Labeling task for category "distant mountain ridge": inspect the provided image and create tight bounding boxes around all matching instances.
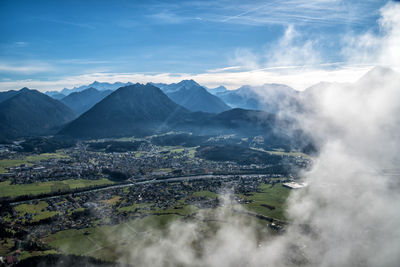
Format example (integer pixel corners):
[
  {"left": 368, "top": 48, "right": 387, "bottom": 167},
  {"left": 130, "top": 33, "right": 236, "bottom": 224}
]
[
  {"left": 151, "top": 80, "right": 201, "bottom": 94},
  {"left": 56, "top": 81, "right": 133, "bottom": 96},
  {"left": 216, "top": 83, "right": 299, "bottom": 113},
  {"left": 45, "top": 91, "right": 66, "bottom": 100},
  {"left": 207, "top": 85, "right": 228, "bottom": 95},
  {"left": 45, "top": 80, "right": 299, "bottom": 114},
  {"left": 153, "top": 80, "right": 230, "bottom": 113},
  {"left": 61, "top": 87, "right": 113, "bottom": 115}
]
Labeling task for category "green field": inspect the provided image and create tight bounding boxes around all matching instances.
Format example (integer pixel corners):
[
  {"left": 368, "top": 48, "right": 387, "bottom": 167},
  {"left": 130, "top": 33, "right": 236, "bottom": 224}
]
[
  {"left": 42, "top": 214, "right": 181, "bottom": 262},
  {"left": 0, "top": 159, "right": 28, "bottom": 173},
  {"left": 192, "top": 190, "right": 218, "bottom": 198},
  {"left": 0, "top": 178, "right": 114, "bottom": 198},
  {"left": 25, "top": 152, "right": 69, "bottom": 162},
  {"left": 14, "top": 201, "right": 58, "bottom": 222},
  {"left": 0, "top": 152, "right": 69, "bottom": 174},
  {"left": 241, "top": 183, "right": 290, "bottom": 221}
]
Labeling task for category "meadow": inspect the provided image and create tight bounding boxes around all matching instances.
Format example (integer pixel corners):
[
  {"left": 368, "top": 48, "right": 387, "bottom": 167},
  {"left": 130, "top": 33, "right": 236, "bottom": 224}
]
[{"left": 0, "top": 178, "right": 114, "bottom": 198}]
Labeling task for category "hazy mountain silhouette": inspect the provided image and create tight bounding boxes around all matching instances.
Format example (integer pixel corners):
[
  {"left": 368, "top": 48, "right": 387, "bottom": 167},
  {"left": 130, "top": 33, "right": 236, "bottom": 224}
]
[
  {"left": 216, "top": 84, "right": 298, "bottom": 113},
  {"left": 59, "top": 81, "right": 133, "bottom": 95},
  {"left": 61, "top": 87, "right": 113, "bottom": 115},
  {"left": 45, "top": 91, "right": 66, "bottom": 100},
  {"left": 153, "top": 80, "right": 230, "bottom": 113}
]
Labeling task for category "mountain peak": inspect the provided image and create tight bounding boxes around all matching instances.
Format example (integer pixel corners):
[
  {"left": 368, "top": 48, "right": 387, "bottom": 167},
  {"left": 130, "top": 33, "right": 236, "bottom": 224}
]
[
  {"left": 208, "top": 86, "right": 228, "bottom": 95},
  {"left": 20, "top": 87, "right": 32, "bottom": 92},
  {"left": 59, "top": 83, "right": 190, "bottom": 138},
  {"left": 177, "top": 79, "right": 200, "bottom": 88}
]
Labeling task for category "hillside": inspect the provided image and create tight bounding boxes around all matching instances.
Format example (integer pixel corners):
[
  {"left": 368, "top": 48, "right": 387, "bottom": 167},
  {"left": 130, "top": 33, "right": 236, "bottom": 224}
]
[
  {"left": 0, "top": 88, "right": 76, "bottom": 138},
  {"left": 59, "top": 83, "right": 190, "bottom": 138},
  {"left": 0, "top": 90, "right": 20, "bottom": 103}
]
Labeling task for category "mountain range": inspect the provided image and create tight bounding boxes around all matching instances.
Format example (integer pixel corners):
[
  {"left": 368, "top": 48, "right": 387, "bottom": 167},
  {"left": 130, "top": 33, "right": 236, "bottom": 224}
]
[
  {"left": 46, "top": 81, "right": 134, "bottom": 96},
  {"left": 154, "top": 80, "right": 230, "bottom": 113},
  {"left": 59, "top": 83, "right": 293, "bottom": 143},
  {"left": 2, "top": 67, "right": 394, "bottom": 141},
  {"left": 59, "top": 83, "right": 190, "bottom": 138},
  {"left": 207, "top": 85, "right": 228, "bottom": 95},
  {"left": 215, "top": 84, "right": 299, "bottom": 113}
]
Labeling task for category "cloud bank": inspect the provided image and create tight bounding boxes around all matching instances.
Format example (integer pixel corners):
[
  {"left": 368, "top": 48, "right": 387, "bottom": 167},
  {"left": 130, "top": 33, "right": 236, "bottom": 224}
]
[{"left": 101, "top": 2, "right": 400, "bottom": 266}]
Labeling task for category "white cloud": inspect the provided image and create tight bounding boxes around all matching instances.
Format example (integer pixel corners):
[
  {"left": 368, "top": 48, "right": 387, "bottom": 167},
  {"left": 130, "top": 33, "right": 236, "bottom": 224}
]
[
  {"left": 342, "top": 2, "right": 400, "bottom": 68},
  {"left": 265, "top": 24, "right": 321, "bottom": 67},
  {"left": 0, "top": 62, "right": 54, "bottom": 74}
]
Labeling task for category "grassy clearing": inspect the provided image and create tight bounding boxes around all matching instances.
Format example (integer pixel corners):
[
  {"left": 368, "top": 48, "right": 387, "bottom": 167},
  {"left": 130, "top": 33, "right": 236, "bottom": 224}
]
[
  {"left": 0, "top": 159, "right": 29, "bottom": 174},
  {"left": 170, "top": 148, "right": 184, "bottom": 153},
  {"left": 134, "top": 151, "right": 144, "bottom": 158},
  {"left": 187, "top": 147, "right": 197, "bottom": 158},
  {"left": 118, "top": 202, "right": 152, "bottom": 213},
  {"left": 192, "top": 190, "right": 218, "bottom": 198},
  {"left": 42, "top": 214, "right": 180, "bottom": 262},
  {"left": 250, "top": 147, "right": 309, "bottom": 158},
  {"left": 0, "top": 178, "right": 114, "bottom": 198},
  {"left": 14, "top": 201, "right": 58, "bottom": 222},
  {"left": 14, "top": 201, "right": 48, "bottom": 214},
  {"left": 241, "top": 183, "right": 290, "bottom": 221},
  {"left": 154, "top": 204, "right": 198, "bottom": 215},
  {"left": 0, "top": 152, "right": 69, "bottom": 174},
  {"left": 25, "top": 152, "right": 69, "bottom": 162}
]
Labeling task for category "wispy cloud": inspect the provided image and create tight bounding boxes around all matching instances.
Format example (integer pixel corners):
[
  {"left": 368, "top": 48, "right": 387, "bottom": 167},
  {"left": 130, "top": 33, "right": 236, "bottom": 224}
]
[
  {"left": 147, "top": 11, "right": 188, "bottom": 24},
  {"left": 144, "top": 0, "right": 383, "bottom": 27},
  {"left": 207, "top": 66, "right": 243, "bottom": 73},
  {"left": 37, "top": 18, "right": 96, "bottom": 29},
  {"left": 216, "top": 0, "right": 380, "bottom": 26},
  {"left": 342, "top": 1, "right": 400, "bottom": 68},
  {"left": 0, "top": 62, "right": 54, "bottom": 74}
]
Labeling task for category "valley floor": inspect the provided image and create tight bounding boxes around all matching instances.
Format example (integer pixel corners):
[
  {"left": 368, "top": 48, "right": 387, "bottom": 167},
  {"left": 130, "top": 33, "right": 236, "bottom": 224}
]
[{"left": 0, "top": 136, "right": 307, "bottom": 265}]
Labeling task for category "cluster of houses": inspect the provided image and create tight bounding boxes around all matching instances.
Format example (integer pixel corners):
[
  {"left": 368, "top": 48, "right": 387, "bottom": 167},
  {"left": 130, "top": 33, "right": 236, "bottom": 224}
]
[
  {"left": 1, "top": 158, "right": 103, "bottom": 184},
  {"left": 1, "top": 141, "right": 309, "bottom": 186}
]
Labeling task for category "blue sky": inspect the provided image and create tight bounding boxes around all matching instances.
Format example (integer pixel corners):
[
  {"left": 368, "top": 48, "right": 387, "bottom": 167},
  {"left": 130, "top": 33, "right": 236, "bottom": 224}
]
[{"left": 0, "top": 0, "right": 397, "bottom": 91}]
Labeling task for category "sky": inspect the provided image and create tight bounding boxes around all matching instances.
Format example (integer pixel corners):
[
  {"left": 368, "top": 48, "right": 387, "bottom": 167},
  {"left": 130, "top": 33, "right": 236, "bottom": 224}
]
[{"left": 0, "top": 0, "right": 398, "bottom": 91}]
